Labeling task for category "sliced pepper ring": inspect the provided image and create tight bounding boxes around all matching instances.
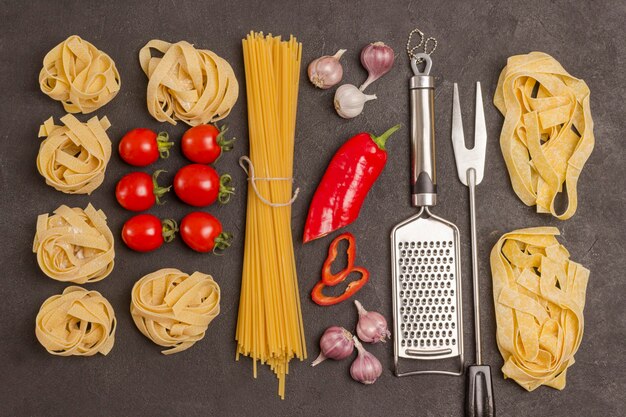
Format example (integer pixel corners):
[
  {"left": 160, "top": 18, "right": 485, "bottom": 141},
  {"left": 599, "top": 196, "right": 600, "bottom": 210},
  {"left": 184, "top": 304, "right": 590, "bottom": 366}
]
[
  {"left": 311, "top": 267, "right": 370, "bottom": 306},
  {"left": 321, "top": 232, "right": 356, "bottom": 286}
]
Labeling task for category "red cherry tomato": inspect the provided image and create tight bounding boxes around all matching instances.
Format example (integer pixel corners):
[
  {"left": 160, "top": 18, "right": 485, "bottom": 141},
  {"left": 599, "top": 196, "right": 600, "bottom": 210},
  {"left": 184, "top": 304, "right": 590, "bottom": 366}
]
[
  {"left": 173, "top": 164, "right": 234, "bottom": 207},
  {"left": 115, "top": 171, "right": 170, "bottom": 211},
  {"left": 121, "top": 214, "right": 177, "bottom": 252},
  {"left": 180, "top": 212, "right": 232, "bottom": 253},
  {"left": 181, "top": 124, "right": 234, "bottom": 164},
  {"left": 119, "top": 128, "right": 173, "bottom": 166}
]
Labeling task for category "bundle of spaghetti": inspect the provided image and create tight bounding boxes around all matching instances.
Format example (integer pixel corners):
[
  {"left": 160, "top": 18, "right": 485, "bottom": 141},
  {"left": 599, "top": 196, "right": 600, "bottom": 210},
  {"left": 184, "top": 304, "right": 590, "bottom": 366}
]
[{"left": 236, "top": 32, "right": 306, "bottom": 399}]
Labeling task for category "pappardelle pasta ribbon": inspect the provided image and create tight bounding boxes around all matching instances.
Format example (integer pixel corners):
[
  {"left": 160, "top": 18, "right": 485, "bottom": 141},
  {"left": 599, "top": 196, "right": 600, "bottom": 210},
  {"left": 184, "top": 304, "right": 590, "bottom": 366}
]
[
  {"left": 494, "top": 52, "right": 594, "bottom": 220},
  {"left": 490, "top": 227, "right": 589, "bottom": 391},
  {"left": 130, "top": 268, "right": 221, "bottom": 355},
  {"left": 37, "top": 114, "right": 112, "bottom": 195},
  {"left": 39, "top": 35, "right": 121, "bottom": 114},
  {"left": 139, "top": 40, "right": 239, "bottom": 126},
  {"left": 35, "top": 286, "right": 116, "bottom": 356},
  {"left": 33, "top": 204, "right": 115, "bottom": 284}
]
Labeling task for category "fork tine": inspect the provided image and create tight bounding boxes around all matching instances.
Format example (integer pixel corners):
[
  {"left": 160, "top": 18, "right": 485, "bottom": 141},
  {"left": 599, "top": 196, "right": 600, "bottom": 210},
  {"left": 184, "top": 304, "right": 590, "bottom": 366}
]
[
  {"left": 474, "top": 82, "right": 487, "bottom": 156},
  {"left": 452, "top": 83, "right": 465, "bottom": 150}
]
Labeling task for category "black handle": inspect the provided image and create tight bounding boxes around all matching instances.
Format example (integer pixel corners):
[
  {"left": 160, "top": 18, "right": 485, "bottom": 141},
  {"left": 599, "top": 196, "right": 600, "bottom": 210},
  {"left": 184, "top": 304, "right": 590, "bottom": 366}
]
[{"left": 466, "top": 365, "right": 495, "bottom": 417}]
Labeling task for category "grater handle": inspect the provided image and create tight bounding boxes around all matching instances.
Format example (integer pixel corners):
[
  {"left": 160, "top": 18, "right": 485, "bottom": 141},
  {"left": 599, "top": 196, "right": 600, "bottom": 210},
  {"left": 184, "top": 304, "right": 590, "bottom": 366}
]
[
  {"left": 466, "top": 365, "right": 495, "bottom": 417},
  {"left": 410, "top": 53, "right": 437, "bottom": 207}
]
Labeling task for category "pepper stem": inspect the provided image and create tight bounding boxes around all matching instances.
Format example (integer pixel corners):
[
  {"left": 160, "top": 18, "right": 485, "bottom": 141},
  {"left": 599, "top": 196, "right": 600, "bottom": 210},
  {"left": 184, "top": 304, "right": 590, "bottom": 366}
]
[{"left": 371, "top": 124, "right": 401, "bottom": 151}]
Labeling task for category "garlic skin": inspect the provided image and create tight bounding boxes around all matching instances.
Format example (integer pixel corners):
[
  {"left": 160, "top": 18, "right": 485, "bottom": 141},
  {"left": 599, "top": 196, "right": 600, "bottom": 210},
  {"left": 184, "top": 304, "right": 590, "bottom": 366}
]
[
  {"left": 334, "top": 84, "right": 377, "bottom": 119},
  {"left": 308, "top": 49, "right": 346, "bottom": 89},
  {"left": 311, "top": 326, "right": 354, "bottom": 367},
  {"left": 355, "top": 300, "right": 391, "bottom": 344},
  {"left": 350, "top": 338, "right": 383, "bottom": 385}
]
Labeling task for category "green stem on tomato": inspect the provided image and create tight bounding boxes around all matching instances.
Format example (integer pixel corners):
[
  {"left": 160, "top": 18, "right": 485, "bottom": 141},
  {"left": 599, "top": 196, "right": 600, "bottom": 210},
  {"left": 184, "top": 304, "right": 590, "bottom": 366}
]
[
  {"left": 218, "top": 174, "right": 235, "bottom": 204},
  {"left": 212, "top": 232, "right": 233, "bottom": 255},
  {"left": 152, "top": 170, "right": 171, "bottom": 205},
  {"left": 216, "top": 124, "right": 236, "bottom": 152},
  {"left": 161, "top": 219, "right": 178, "bottom": 243},
  {"left": 371, "top": 124, "right": 401, "bottom": 151},
  {"left": 156, "top": 131, "right": 174, "bottom": 159}
]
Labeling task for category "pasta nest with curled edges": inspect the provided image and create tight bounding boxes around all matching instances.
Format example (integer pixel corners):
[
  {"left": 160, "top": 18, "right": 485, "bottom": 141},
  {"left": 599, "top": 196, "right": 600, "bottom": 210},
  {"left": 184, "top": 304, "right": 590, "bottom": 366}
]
[
  {"left": 131, "top": 268, "right": 221, "bottom": 354},
  {"left": 490, "top": 227, "right": 589, "bottom": 391},
  {"left": 36, "top": 286, "right": 116, "bottom": 356},
  {"left": 37, "top": 114, "right": 112, "bottom": 195},
  {"left": 39, "top": 35, "right": 121, "bottom": 114},
  {"left": 139, "top": 40, "right": 239, "bottom": 126},
  {"left": 33, "top": 204, "right": 115, "bottom": 284},
  {"left": 494, "top": 51, "right": 594, "bottom": 220}
]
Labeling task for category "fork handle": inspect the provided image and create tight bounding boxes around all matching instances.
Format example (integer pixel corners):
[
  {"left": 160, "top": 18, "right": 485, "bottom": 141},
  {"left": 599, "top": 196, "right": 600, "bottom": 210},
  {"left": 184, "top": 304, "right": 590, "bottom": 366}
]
[{"left": 410, "top": 70, "right": 437, "bottom": 207}]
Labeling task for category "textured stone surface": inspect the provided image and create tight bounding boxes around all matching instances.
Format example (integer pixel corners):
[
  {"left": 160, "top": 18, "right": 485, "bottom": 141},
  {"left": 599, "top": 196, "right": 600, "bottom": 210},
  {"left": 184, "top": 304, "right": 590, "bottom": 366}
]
[{"left": 1, "top": 0, "right": 624, "bottom": 416}]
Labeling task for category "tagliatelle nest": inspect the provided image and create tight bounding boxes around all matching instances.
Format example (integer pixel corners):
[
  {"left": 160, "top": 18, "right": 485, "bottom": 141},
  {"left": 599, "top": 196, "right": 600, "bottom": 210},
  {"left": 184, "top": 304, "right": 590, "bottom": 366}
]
[
  {"left": 494, "top": 52, "right": 594, "bottom": 220},
  {"left": 490, "top": 227, "right": 589, "bottom": 391},
  {"left": 37, "top": 114, "right": 112, "bottom": 195},
  {"left": 33, "top": 204, "right": 115, "bottom": 284},
  {"left": 36, "top": 286, "right": 116, "bottom": 356},
  {"left": 130, "top": 268, "right": 221, "bottom": 354},
  {"left": 39, "top": 35, "right": 121, "bottom": 114},
  {"left": 139, "top": 40, "right": 239, "bottom": 126}
]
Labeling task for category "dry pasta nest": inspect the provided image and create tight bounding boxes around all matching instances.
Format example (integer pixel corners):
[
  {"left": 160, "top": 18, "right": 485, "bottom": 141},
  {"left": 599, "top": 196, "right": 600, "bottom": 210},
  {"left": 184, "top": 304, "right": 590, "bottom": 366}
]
[
  {"left": 33, "top": 204, "right": 115, "bottom": 284},
  {"left": 139, "top": 40, "right": 239, "bottom": 126},
  {"left": 130, "top": 268, "right": 220, "bottom": 354},
  {"left": 494, "top": 51, "right": 594, "bottom": 220},
  {"left": 35, "top": 286, "right": 116, "bottom": 356},
  {"left": 37, "top": 114, "right": 112, "bottom": 195},
  {"left": 490, "top": 227, "right": 589, "bottom": 391},
  {"left": 39, "top": 35, "right": 121, "bottom": 114}
]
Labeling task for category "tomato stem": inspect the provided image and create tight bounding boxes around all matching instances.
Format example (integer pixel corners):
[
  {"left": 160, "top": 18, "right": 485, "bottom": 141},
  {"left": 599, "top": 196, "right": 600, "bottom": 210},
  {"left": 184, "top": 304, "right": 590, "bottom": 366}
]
[
  {"left": 218, "top": 174, "right": 235, "bottom": 204},
  {"left": 212, "top": 232, "right": 233, "bottom": 255},
  {"left": 152, "top": 170, "right": 171, "bottom": 205},
  {"left": 156, "top": 131, "right": 174, "bottom": 159},
  {"left": 161, "top": 219, "right": 178, "bottom": 243},
  {"left": 216, "top": 124, "right": 236, "bottom": 153}
]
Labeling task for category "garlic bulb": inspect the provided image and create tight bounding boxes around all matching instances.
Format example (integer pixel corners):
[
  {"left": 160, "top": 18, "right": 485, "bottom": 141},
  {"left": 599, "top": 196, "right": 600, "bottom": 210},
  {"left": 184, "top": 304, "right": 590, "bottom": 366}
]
[
  {"left": 350, "top": 337, "right": 383, "bottom": 384},
  {"left": 334, "top": 84, "right": 377, "bottom": 119},
  {"left": 308, "top": 49, "right": 346, "bottom": 89}
]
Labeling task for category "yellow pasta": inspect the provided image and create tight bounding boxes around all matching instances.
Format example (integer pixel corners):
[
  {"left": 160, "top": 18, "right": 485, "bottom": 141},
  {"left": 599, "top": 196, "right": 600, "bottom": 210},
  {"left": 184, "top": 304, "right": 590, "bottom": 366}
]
[
  {"left": 39, "top": 35, "right": 121, "bottom": 114},
  {"left": 36, "top": 286, "right": 116, "bottom": 356},
  {"left": 236, "top": 32, "right": 306, "bottom": 399},
  {"left": 131, "top": 268, "right": 220, "bottom": 355},
  {"left": 494, "top": 52, "right": 594, "bottom": 220},
  {"left": 490, "top": 227, "right": 589, "bottom": 391},
  {"left": 37, "top": 114, "right": 112, "bottom": 195},
  {"left": 139, "top": 40, "right": 239, "bottom": 126},
  {"left": 33, "top": 203, "right": 115, "bottom": 284}
]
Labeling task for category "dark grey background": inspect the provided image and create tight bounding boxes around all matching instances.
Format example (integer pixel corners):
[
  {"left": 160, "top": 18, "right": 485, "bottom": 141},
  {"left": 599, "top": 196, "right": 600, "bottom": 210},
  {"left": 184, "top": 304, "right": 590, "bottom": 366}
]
[{"left": 1, "top": 0, "right": 624, "bottom": 416}]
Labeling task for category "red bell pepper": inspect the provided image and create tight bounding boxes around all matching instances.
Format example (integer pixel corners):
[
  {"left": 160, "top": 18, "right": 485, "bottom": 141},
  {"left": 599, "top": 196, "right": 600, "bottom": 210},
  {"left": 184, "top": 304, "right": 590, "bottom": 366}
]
[
  {"left": 303, "top": 124, "right": 400, "bottom": 243},
  {"left": 311, "top": 232, "right": 370, "bottom": 306}
]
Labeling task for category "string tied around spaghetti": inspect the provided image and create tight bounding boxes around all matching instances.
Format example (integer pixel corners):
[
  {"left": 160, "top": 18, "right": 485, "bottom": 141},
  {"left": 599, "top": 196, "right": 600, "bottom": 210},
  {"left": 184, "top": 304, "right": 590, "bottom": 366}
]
[{"left": 238, "top": 156, "right": 299, "bottom": 207}]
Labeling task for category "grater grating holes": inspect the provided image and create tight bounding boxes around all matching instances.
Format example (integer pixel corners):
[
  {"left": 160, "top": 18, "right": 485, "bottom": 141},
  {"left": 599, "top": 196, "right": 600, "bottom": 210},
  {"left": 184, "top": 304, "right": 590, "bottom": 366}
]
[{"left": 396, "top": 239, "right": 459, "bottom": 350}]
